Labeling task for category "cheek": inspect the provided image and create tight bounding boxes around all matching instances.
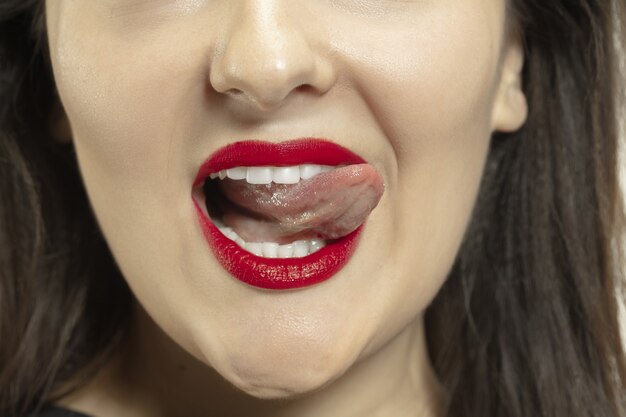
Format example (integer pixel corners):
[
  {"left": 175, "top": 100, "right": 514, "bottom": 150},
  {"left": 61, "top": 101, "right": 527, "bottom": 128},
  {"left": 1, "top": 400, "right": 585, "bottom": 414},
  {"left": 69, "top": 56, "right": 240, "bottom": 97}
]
[
  {"left": 51, "top": 34, "right": 182, "bottom": 186},
  {"left": 48, "top": 6, "right": 215, "bottom": 339},
  {"left": 336, "top": 3, "right": 502, "bottom": 311},
  {"left": 49, "top": 4, "right": 205, "bottom": 257},
  {"left": 48, "top": 2, "right": 215, "bottom": 192}
]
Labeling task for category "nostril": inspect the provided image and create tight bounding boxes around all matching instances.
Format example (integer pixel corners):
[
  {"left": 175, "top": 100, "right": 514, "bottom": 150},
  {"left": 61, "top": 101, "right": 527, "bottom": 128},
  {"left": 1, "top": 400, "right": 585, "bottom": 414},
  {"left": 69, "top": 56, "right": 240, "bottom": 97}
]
[
  {"left": 221, "top": 88, "right": 272, "bottom": 110},
  {"left": 224, "top": 88, "right": 244, "bottom": 97},
  {"left": 295, "top": 84, "right": 314, "bottom": 93}
]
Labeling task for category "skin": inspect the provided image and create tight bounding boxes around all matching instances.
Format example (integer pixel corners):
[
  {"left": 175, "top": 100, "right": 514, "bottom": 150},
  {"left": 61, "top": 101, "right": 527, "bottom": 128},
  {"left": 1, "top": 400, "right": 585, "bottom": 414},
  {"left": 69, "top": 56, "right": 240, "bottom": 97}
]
[{"left": 46, "top": 1, "right": 527, "bottom": 416}]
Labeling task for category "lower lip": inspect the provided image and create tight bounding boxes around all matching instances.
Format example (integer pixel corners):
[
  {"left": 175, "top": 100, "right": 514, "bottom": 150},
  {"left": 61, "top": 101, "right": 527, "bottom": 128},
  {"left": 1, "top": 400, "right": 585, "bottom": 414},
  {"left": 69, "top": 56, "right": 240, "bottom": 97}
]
[{"left": 193, "top": 200, "right": 363, "bottom": 290}]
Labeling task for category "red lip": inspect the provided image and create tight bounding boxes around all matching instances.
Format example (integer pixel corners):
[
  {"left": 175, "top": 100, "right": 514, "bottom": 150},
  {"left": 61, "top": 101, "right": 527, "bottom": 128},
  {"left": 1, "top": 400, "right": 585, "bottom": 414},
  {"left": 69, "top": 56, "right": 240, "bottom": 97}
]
[
  {"left": 193, "top": 138, "right": 366, "bottom": 186},
  {"left": 193, "top": 138, "right": 367, "bottom": 290}
]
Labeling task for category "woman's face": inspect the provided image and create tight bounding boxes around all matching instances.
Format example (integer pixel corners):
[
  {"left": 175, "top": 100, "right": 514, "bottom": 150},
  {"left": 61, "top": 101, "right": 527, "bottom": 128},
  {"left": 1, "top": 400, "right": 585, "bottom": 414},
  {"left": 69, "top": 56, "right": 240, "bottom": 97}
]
[{"left": 46, "top": 0, "right": 526, "bottom": 398}]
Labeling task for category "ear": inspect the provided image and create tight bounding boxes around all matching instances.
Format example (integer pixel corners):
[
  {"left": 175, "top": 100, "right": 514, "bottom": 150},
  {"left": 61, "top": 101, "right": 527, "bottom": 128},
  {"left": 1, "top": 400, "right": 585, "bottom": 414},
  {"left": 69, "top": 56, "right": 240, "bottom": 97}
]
[
  {"left": 50, "top": 101, "right": 73, "bottom": 144},
  {"left": 491, "top": 38, "right": 528, "bottom": 132}
]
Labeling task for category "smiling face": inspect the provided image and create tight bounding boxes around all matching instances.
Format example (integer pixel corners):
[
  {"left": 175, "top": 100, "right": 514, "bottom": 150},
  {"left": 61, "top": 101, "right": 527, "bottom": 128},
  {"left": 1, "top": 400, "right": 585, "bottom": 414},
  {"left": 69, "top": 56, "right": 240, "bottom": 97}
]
[{"left": 46, "top": 0, "right": 526, "bottom": 399}]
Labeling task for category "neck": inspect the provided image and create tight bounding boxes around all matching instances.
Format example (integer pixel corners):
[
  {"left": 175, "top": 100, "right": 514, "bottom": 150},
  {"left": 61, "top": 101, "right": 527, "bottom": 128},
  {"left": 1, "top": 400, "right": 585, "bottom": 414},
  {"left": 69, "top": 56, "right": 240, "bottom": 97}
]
[{"left": 57, "top": 302, "right": 445, "bottom": 417}]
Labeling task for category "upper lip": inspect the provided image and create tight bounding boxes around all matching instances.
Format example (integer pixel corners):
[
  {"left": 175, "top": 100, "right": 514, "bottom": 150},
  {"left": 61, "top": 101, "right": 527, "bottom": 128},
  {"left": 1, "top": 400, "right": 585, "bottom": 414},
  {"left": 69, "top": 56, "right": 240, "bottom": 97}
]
[{"left": 193, "top": 138, "right": 367, "bottom": 186}]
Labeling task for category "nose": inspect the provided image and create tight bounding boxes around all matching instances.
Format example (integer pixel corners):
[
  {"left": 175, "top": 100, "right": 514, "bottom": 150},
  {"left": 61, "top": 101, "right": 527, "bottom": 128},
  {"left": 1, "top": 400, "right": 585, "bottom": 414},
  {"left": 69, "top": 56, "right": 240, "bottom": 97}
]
[{"left": 209, "top": 1, "right": 336, "bottom": 112}]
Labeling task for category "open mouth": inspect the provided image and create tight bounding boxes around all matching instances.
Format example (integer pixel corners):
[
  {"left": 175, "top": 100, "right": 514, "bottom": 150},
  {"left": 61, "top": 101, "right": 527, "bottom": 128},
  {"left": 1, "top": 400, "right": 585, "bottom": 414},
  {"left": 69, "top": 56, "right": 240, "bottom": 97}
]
[{"left": 192, "top": 139, "right": 384, "bottom": 290}]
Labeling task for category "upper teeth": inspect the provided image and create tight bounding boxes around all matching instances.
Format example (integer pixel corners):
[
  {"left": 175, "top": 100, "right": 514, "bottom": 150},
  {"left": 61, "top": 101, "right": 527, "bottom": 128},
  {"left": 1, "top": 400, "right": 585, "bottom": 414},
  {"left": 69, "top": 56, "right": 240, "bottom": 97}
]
[{"left": 209, "top": 164, "right": 334, "bottom": 185}]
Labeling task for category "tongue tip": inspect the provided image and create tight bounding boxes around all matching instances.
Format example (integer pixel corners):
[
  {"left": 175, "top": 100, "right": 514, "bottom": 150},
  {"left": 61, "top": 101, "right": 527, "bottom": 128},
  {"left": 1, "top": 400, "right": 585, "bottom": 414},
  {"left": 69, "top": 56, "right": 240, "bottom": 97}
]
[{"left": 317, "top": 163, "right": 384, "bottom": 188}]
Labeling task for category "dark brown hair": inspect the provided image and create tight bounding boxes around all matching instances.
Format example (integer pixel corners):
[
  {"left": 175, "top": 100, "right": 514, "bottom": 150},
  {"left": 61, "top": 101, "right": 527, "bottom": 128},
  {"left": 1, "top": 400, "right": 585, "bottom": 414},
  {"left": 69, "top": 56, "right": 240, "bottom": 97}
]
[
  {"left": 0, "top": 2, "right": 131, "bottom": 415},
  {"left": 1, "top": 1, "right": 625, "bottom": 416}
]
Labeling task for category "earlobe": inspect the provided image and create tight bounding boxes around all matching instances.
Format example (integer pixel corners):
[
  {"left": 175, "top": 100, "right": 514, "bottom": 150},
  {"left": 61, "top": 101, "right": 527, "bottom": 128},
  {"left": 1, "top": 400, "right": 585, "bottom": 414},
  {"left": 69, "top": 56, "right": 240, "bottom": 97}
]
[
  {"left": 491, "top": 40, "right": 528, "bottom": 133},
  {"left": 50, "top": 101, "right": 73, "bottom": 144}
]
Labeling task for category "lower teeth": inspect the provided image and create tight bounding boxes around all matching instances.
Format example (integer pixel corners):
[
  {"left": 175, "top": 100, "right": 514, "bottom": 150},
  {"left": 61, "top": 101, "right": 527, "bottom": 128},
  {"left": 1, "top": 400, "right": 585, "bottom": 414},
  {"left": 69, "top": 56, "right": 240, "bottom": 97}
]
[{"left": 217, "top": 225, "right": 326, "bottom": 258}]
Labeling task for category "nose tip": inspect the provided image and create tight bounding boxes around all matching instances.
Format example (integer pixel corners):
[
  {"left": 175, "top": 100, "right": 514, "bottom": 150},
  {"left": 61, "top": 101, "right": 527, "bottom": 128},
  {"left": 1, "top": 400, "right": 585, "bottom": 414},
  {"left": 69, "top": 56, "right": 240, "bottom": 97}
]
[
  {"left": 208, "top": 6, "right": 335, "bottom": 112},
  {"left": 210, "top": 56, "right": 319, "bottom": 110}
]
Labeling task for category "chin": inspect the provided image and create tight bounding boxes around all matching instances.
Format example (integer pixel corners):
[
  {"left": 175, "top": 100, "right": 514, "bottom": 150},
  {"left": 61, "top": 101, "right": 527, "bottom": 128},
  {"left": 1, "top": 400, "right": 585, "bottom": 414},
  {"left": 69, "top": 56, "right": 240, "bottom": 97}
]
[
  {"left": 213, "top": 338, "right": 355, "bottom": 400},
  {"left": 227, "top": 364, "right": 343, "bottom": 400},
  {"left": 230, "top": 374, "right": 333, "bottom": 400}
]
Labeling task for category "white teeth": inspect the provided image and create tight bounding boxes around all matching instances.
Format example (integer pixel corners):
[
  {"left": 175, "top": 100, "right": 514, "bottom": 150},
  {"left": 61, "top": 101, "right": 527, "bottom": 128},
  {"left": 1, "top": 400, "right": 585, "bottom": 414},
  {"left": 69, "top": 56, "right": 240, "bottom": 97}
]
[
  {"left": 277, "top": 243, "right": 294, "bottom": 258},
  {"left": 210, "top": 164, "right": 334, "bottom": 185},
  {"left": 217, "top": 225, "right": 327, "bottom": 259},
  {"left": 246, "top": 167, "right": 273, "bottom": 185},
  {"left": 244, "top": 242, "right": 263, "bottom": 257},
  {"left": 272, "top": 166, "right": 300, "bottom": 184},
  {"left": 226, "top": 167, "right": 247, "bottom": 180},
  {"left": 309, "top": 239, "right": 324, "bottom": 254},
  {"left": 262, "top": 242, "right": 279, "bottom": 258},
  {"left": 299, "top": 164, "right": 322, "bottom": 180},
  {"left": 293, "top": 241, "right": 309, "bottom": 258},
  {"left": 220, "top": 227, "right": 238, "bottom": 241}
]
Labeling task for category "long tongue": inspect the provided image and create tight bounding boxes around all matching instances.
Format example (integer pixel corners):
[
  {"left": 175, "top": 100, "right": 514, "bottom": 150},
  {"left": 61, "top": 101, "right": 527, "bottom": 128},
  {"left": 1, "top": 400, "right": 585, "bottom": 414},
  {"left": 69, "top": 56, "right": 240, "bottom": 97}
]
[{"left": 217, "top": 164, "right": 384, "bottom": 241}]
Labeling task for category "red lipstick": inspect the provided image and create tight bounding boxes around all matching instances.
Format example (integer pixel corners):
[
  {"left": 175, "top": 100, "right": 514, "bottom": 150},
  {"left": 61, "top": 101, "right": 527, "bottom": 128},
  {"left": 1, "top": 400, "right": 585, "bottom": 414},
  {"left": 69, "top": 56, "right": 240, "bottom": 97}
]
[
  {"left": 193, "top": 138, "right": 366, "bottom": 186},
  {"left": 193, "top": 138, "right": 367, "bottom": 290}
]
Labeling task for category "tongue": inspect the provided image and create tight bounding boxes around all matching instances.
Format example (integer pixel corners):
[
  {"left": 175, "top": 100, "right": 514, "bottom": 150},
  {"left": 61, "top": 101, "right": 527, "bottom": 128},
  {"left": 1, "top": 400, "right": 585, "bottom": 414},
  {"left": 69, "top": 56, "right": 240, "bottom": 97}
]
[{"left": 217, "top": 164, "right": 384, "bottom": 242}]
